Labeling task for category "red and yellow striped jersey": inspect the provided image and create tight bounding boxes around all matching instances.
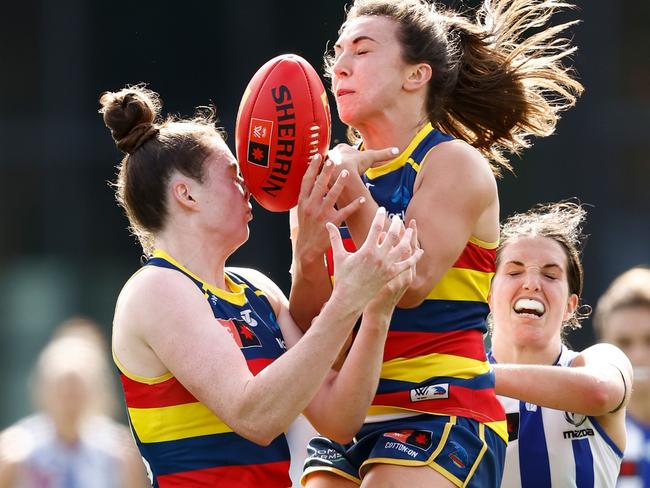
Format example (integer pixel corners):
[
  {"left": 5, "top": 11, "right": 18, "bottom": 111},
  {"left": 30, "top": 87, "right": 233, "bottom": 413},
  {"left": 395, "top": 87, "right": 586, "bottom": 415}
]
[
  {"left": 327, "top": 124, "right": 507, "bottom": 442},
  {"left": 114, "top": 250, "right": 291, "bottom": 487}
]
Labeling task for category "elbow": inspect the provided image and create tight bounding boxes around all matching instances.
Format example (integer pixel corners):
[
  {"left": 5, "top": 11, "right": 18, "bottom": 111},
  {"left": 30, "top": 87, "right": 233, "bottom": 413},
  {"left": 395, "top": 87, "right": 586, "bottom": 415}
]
[
  {"left": 225, "top": 410, "right": 285, "bottom": 447},
  {"left": 582, "top": 380, "right": 621, "bottom": 416},
  {"left": 236, "top": 423, "right": 280, "bottom": 447},
  {"left": 397, "top": 277, "right": 432, "bottom": 309}
]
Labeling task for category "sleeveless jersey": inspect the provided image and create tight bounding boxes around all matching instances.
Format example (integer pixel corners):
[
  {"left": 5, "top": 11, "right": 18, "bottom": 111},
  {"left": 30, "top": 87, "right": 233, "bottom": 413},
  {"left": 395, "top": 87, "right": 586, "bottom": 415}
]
[
  {"left": 488, "top": 346, "right": 623, "bottom": 487},
  {"left": 114, "top": 250, "right": 291, "bottom": 488},
  {"left": 326, "top": 123, "right": 506, "bottom": 442},
  {"left": 618, "top": 415, "right": 650, "bottom": 487}
]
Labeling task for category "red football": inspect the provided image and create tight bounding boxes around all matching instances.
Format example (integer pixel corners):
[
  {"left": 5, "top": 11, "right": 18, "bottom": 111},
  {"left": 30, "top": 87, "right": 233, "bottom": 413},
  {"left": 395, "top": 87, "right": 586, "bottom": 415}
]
[{"left": 235, "top": 54, "right": 331, "bottom": 212}]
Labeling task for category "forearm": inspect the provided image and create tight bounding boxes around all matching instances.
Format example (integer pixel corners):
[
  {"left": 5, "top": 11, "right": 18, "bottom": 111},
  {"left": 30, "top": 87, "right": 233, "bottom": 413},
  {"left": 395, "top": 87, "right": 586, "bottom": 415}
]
[
  {"left": 494, "top": 363, "right": 623, "bottom": 416},
  {"left": 234, "top": 293, "right": 364, "bottom": 444},
  {"left": 306, "top": 310, "right": 391, "bottom": 442},
  {"left": 289, "top": 253, "right": 332, "bottom": 333}
]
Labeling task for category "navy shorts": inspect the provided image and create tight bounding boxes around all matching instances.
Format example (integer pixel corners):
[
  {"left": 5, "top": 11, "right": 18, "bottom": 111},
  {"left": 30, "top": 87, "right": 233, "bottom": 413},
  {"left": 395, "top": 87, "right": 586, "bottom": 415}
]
[{"left": 302, "top": 415, "right": 506, "bottom": 487}]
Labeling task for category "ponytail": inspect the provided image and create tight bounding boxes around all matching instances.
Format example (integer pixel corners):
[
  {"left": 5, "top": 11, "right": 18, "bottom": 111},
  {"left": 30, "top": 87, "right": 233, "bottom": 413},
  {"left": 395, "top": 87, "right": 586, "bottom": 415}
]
[{"left": 333, "top": 0, "right": 584, "bottom": 175}]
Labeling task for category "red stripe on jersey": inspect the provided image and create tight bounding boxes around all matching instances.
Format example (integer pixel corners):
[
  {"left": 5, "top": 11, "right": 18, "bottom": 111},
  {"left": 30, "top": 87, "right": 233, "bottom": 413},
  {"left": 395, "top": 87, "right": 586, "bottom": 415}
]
[
  {"left": 248, "top": 357, "right": 274, "bottom": 376},
  {"left": 157, "top": 461, "right": 291, "bottom": 487},
  {"left": 373, "top": 385, "right": 505, "bottom": 423},
  {"left": 453, "top": 241, "right": 496, "bottom": 273},
  {"left": 326, "top": 237, "right": 357, "bottom": 276},
  {"left": 120, "top": 374, "right": 196, "bottom": 409},
  {"left": 619, "top": 461, "right": 638, "bottom": 476},
  {"left": 383, "top": 329, "right": 487, "bottom": 362},
  {"left": 121, "top": 358, "right": 274, "bottom": 408}
]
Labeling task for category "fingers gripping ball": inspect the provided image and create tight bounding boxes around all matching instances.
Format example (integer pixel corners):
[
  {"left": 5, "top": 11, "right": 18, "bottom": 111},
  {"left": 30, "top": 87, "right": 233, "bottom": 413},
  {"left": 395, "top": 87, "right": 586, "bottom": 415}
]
[{"left": 235, "top": 54, "right": 332, "bottom": 212}]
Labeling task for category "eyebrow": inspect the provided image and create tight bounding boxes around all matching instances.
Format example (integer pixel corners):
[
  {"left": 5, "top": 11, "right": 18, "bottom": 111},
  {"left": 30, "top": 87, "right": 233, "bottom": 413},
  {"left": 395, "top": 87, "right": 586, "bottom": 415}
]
[
  {"left": 506, "top": 260, "right": 563, "bottom": 271},
  {"left": 334, "top": 35, "right": 377, "bottom": 50}
]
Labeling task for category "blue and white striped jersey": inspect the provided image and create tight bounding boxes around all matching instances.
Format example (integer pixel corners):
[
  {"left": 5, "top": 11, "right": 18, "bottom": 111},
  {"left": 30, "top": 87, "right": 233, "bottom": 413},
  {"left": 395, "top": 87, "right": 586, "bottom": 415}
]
[{"left": 489, "top": 346, "right": 623, "bottom": 487}]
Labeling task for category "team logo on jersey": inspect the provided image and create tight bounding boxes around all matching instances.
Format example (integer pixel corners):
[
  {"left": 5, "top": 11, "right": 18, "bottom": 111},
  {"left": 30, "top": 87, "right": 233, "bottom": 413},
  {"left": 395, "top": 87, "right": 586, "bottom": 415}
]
[
  {"left": 448, "top": 441, "right": 468, "bottom": 469},
  {"left": 524, "top": 402, "right": 538, "bottom": 412},
  {"left": 562, "top": 428, "right": 595, "bottom": 439},
  {"left": 410, "top": 383, "right": 449, "bottom": 402},
  {"left": 564, "top": 411, "right": 587, "bottom": 427},
  {"left": 240, "top": 309, "right": 258, "bottom": 327},
  {"left": 506, "top": 412, "right": 520, "bottom": 442},
  {"left": 383, "top": 429, "right": 433, "bottom": 450},
  {"left": 219, "top": 319, "right": 262, "bottom": 348}
]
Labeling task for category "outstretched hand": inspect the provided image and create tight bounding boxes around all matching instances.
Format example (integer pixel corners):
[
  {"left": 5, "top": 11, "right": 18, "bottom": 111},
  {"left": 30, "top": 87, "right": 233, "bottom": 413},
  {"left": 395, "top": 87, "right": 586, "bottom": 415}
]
[
  {"left": 293, "top": 153, "right": 365, "bottom": 260},
  {"left": 327, "top": 208, "right": 423, "bottom": 314},
  {"left": 366, "top": 218, "right": 421, "bottom": 317}
]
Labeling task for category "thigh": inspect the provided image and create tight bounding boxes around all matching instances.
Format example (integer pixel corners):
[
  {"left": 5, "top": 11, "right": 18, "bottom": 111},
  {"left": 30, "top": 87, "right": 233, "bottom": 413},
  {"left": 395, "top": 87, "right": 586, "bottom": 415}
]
[
  {"left": 362, "top": 464, "right": 455, "bottom": 488},
  {"left": 305, "top": 472, "right": 360, "bottom": 488}
]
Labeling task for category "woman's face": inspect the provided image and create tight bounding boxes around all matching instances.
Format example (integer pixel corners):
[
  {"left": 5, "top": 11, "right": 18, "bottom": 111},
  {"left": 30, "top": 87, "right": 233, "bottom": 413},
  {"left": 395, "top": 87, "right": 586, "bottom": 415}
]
[
  {"left": 489, "top": 236, "right": 578, "bottom": 350},
  {"left": 331, "top": 15, "right": 412, "bottom": 126},
  {"left": 194, "top": 137, "right": 252, "bottom": 243}
]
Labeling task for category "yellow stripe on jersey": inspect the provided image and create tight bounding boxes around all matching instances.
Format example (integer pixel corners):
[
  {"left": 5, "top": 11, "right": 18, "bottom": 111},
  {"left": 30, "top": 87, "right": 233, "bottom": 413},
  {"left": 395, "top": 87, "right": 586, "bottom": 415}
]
[
  {"left": 152, "top": 249, "right": 248, "bottom": 306},
  {"left": 129, "top": 402, "right": 233, "bottom": 443},
  {"left": 113, "top": 351, "right": 173, "bottom": 385},
  {"left": 426, "top": 267, "right": 494, "bottom": 302},
  {"left": 381, "top": 353, "right": 491, "bottom": 383},
  {"left": 365, "top": 123, "right": 433, "bottom": 179}
]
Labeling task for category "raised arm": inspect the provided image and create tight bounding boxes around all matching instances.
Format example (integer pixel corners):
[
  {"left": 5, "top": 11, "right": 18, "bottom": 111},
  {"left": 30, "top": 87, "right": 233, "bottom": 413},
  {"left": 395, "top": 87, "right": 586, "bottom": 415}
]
[
  {"left": 302, "top": 218, "right": 421, "bottom": 442},
  {"left": 289, "top": 154, "right": 365, "bottom": 332}
]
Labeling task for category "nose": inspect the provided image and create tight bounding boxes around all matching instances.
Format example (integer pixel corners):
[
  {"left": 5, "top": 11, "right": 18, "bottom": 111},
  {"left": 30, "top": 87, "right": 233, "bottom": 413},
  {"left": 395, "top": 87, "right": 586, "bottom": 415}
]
[
  {"left": 332, "top": 52, "right": 350, "bottom": 79},
  {"left": 522, "top": 270, "right": 541, "bottom": 291}
]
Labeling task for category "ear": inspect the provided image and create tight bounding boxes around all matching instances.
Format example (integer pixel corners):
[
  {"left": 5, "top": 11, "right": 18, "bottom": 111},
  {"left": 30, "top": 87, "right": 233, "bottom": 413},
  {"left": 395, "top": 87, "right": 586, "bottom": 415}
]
[
  {"left": 171, "top": 179, "right": 198, "bottom": 211},
  {"left": 563, "top": 293, "right": 579, "bottom": 322},
  {"left": 403, "top": 63, "right": 432, "bottom": 92}
]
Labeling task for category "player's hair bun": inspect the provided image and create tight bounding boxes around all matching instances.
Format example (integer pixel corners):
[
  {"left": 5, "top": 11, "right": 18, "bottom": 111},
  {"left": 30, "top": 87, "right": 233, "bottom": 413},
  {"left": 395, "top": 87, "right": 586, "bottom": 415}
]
[{"left": 99, "top": 86, "right": 161, "bottom": 154}]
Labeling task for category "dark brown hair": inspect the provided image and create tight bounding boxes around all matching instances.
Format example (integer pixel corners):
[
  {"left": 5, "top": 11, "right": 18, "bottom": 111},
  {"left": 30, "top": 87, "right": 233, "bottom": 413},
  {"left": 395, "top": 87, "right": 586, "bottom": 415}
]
[
  {"left": 497, "top": 201, "right": 588, "bottom": 329},
  {"left": 594, "top": 267, "right": 650, "bottom": 335},
  {"left": 99, "top": 85, "right": 221, "bottom": 253},
  {"left": 327, "top": 0, "right": 584, "bottom": 175}
]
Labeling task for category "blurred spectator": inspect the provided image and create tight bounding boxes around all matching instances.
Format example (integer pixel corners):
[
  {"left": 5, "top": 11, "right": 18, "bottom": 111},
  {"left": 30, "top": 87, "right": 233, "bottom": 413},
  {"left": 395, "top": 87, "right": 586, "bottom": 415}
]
[
  {"left": 595, "top": 267, "right": 650, "bottom": 487},
  {"left": 0, "top": 317, "right": 149, "bottom": 488}
]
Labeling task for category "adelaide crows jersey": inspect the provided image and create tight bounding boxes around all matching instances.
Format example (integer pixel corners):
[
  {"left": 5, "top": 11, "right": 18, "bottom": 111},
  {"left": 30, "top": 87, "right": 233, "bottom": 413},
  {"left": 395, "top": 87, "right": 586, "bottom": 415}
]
[
  {"left": 327, "top": 123, "right": 506, "bottom": 442},
  {"left": 114, "top": 250, "right": 291, "bottom": 488}
]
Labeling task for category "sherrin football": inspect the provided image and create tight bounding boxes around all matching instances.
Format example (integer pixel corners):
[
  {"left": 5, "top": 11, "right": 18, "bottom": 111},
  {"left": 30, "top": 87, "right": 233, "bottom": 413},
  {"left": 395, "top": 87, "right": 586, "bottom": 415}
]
[{"left": 235, "top": 54, "right": 331, "bottom": 212}]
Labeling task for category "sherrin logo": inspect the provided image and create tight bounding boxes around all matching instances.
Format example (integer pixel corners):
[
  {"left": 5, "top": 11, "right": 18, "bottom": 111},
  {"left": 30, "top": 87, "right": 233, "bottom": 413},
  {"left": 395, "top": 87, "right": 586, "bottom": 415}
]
[{"left": 410, "top": 383, "right": 449, "bottom": 402}]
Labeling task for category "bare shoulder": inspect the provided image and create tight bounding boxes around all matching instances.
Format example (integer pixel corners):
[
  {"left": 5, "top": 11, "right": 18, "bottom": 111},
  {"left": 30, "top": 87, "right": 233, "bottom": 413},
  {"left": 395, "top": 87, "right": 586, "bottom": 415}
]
[
  {"left": 227, "top": 267, "right": 288, "bottom": 314},
  {"left": 113, "top": 265, "right": 215, "bottom": 377},
  {"left": 115, "top": 265, "right": 210, "bottom": 334},
  {"left": 418, "top": 139, "right": 497, "bottom": 196}
]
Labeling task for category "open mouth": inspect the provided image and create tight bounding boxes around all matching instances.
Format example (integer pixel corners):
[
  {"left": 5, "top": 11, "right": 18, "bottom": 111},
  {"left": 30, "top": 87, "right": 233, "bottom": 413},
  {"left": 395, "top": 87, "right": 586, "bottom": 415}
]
[{"left": 513, "top": 298, "right": 545, "bottom": 318}]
